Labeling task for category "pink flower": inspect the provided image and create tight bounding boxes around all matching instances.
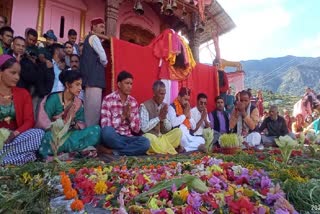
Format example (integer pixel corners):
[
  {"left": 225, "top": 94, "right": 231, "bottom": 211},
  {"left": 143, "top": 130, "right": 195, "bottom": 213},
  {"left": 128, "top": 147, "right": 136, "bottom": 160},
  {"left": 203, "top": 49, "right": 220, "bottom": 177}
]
[
  {"left": 228, "top": 196, "right": 255, "bottom": 214},
  {"left": 158, "top": 189, "right": 170, "bottom": 200}
]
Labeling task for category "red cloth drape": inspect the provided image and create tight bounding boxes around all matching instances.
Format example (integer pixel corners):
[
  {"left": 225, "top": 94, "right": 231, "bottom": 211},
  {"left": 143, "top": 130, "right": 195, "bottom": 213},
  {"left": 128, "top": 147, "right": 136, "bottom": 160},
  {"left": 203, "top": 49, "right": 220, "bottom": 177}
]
[
  {"left": 185, "top": 64, "right": 218, "bottom": 112},
  {"left": 111, "top": 38, "right": 159, "bottom": 104},
  {"left": 110, "top": 38, "right": 219, "bottom": 112}
]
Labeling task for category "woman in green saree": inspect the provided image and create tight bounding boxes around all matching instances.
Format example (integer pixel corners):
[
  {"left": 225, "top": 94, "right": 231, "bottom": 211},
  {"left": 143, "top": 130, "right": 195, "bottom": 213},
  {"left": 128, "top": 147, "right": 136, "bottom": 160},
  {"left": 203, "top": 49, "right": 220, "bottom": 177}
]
[{"left": 38, "top": 70, "right": 100, "bottom": 158}]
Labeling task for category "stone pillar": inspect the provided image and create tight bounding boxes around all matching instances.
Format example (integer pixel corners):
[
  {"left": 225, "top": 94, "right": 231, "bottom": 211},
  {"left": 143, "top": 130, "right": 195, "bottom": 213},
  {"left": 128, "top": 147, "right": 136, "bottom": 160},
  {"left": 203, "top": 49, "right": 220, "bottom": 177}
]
[
  {"left": 105, "top": 0, "right": 122, "bottom": 37},
  {"left": 36, "top": 0, "right": 46, "bottom": 37}
]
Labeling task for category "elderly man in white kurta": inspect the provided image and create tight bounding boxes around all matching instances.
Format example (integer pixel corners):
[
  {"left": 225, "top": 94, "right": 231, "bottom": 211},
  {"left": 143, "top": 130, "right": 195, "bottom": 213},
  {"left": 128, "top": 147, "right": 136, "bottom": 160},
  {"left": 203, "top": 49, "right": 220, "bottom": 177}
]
[{"left": 168, "top": 87, "right": 205, "bottom": 152}]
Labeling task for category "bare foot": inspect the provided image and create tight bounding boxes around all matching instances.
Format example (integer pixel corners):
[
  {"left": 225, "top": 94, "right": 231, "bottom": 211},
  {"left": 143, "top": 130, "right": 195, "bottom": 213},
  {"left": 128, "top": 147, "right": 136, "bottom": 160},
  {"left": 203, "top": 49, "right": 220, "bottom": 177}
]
[
  {"left": 96, "top": 144, "right": 113, "bottom": 155},
  {"left": 176, "top": 146, "right": 186, "bottom": 153}
]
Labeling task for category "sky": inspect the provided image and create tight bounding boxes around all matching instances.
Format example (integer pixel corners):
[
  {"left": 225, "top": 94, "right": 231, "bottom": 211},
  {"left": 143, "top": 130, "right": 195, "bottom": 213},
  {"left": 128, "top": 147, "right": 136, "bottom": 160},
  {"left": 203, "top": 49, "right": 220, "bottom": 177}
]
[{"left": 199, "top": 0, "right": 320, "bottom": 63}]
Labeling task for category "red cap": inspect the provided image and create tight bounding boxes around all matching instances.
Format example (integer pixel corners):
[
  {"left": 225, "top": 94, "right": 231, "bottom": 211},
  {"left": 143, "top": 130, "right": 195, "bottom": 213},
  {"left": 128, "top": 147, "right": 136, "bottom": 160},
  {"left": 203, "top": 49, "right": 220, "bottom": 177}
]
[{"left": 91, "top": 18, "right": 104, "bottom": 26}]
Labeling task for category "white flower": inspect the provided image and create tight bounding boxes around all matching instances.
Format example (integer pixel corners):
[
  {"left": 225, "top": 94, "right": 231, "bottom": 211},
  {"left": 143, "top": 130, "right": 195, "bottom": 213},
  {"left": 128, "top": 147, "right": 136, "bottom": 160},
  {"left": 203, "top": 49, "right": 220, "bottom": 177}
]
[
  {"left": 231, "top": 165, "right": 243, "bottom": 176},
  {"left": 275, "top": 135, "right": 298, "bottom": 148}
]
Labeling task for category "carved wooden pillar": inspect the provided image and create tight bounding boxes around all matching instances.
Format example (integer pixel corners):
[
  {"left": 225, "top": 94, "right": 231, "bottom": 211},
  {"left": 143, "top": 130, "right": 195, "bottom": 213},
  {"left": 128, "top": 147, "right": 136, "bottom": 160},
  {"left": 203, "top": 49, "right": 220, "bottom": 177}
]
[
  {"left": 80, "top": 10, "right": 86, "bottom": 41},
  {"left": 36, "top": 0, "right": 46, "bottom": 37},
  {"left": 105, "top": 0, "right": 122, "bottom": 37},
  {"left": 188, "top": 12, "right": 201, "bottom": 62}
]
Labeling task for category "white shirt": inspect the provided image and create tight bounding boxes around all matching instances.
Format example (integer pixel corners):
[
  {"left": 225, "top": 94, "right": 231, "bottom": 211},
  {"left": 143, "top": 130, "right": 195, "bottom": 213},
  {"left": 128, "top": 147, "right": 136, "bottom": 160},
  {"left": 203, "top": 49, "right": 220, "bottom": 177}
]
[
  {"left": 190, "top": 107, "right": 210, "bottom": 136},
  {"left": 89, "top": 35, "right": 108, "bottom": 66},
  {"left": 139, "top": 103, "right": 172, "bottom": 134},
  {"left": 168, "top": 105, "right": 196, "bottom": 130},
  {"left": 51, "top": 59, "right": 64, "bottom": 93}
]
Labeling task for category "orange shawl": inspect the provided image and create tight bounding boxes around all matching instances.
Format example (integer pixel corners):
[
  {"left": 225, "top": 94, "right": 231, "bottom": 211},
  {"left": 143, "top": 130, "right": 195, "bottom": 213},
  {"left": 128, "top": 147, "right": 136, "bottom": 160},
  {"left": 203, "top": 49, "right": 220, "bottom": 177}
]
[{"left": 173, "top": 98, "right": 191, "bottom": 129}]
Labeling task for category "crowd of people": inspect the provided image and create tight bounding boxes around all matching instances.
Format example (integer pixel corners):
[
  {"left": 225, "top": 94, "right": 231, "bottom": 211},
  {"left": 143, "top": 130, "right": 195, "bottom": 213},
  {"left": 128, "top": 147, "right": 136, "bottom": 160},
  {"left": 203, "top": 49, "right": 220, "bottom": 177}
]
[{"left": 0, "top": 15, "right": 319, "bottom": 166}]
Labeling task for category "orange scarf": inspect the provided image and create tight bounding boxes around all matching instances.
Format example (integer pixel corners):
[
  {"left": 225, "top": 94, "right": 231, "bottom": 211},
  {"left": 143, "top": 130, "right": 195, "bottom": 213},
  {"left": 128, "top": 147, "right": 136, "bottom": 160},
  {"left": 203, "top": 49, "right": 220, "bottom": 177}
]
[{"left": 173, "top": 98, "right": 191, "bottom": 129}]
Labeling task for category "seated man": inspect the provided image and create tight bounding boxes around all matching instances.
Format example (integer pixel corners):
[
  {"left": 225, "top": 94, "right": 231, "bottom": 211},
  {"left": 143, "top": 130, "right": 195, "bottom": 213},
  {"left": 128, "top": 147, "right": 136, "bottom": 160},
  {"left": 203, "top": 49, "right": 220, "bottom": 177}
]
[
  {"left": 259, "top": 105, "right": 293, "bottom": 146},
  {"left": 209, "top": 96, "right": 229, "bottom": 146},
  {"left": 190, "top": 93, "right": 211, "bottom": 136},
  {"left": 229, "top": 90, "right": 261, "bottom": 147},
  {"left": 140, "top": 80, "right": 182, "bottom": 155},
  {"left": 168, "top": 87, "right": 205, "bottom": 152},
  {"left": 100, "top": 71, "right": 150, "bottom": 156}
]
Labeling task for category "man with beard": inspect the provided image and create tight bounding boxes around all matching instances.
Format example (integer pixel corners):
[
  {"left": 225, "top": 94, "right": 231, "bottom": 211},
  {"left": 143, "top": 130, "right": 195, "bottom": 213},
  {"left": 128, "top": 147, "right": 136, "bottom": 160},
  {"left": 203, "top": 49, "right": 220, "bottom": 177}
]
[
  {"left": 209, "top": 96, "right": 230, "bottom": 147},
  {"left": 0, "top": 26, "right": 13, "bottom": 54},
  {"left": 190, "top": 93, "right": 211, "bottom": 137},
  {"left": 168, "top": 87, "right": 206, "bottom": 152},
  {"left": 69, "top": 54, "right": 80, "bottom": 71},
  {"left": 229, "top": 90, "right": 261, "bottom": 147}
]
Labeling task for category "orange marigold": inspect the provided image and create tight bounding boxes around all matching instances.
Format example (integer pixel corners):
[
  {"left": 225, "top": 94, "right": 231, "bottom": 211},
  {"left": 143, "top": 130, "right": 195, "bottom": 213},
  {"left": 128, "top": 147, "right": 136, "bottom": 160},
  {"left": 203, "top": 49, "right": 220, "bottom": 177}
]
[
  {"left": 64, "top": 188, "right": 78, "bottom": 200},
  {"left": 61, "top": 175, "right": 72, "bottom": 189},
  {"left": 70, "top": 199, "right": 84, "bottom": 211},
  {"left": 69, "top": 168, "right": 76, "bottom": 175}
]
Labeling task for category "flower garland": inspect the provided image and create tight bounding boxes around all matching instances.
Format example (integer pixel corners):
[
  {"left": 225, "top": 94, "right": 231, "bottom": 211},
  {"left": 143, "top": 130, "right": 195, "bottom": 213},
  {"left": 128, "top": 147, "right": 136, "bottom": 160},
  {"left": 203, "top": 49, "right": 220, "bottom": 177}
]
[{"left": 173, "top": 98, "right": 191, "bottom": 129}]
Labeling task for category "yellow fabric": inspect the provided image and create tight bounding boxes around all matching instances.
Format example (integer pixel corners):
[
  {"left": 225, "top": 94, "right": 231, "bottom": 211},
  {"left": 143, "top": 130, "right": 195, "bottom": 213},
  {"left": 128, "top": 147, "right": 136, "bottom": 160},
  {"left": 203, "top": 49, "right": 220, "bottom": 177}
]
[
  {"left": 167, "top": 33, "right": 176, "bottom": 66},
  {"left": 145, "top": 128, "right": 182, "bottom": 155},
  {"left": 180, "top": 37, "right": 196, "bottom": 69},
  {"left": 167, "top": 37, "right": 196, "bottom": 80}
]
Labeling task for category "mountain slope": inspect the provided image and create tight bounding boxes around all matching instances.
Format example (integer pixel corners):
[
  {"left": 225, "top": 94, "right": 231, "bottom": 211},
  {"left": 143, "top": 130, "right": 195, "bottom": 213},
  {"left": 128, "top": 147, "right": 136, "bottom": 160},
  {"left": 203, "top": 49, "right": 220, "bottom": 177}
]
[{"left": 239, "top": 56, "right": 320, "bottom": 96}]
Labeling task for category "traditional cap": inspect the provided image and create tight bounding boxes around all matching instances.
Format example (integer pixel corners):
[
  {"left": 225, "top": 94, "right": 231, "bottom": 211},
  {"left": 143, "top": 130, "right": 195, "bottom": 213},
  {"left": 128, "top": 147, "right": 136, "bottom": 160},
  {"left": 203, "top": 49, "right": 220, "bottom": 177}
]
[
  {"left": 0, "top": 54, "right": 14, "bottom": 68},
  {"left": 91, "top": 17, "right": 104, "bottom": 26},
  {"left": 43, "top": 29, "right": 57, "bottom": 41}
]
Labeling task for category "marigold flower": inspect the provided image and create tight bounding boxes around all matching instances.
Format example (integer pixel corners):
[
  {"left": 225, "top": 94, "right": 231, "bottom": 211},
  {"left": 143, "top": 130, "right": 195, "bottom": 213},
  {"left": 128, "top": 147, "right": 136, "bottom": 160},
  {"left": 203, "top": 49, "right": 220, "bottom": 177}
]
[
  {"left": 94, "top": 180, "right": 107, "bottom": 195},
  {"left": 61, "top": 175, "right": 72, "bottom": 189},
  {"left": 64, "top": 188, "right": 78, "bottom": 199},
  {"left": 69, "top": 168, "right": 76, "bottom": 175},
  {"left": 70, "top": 199, "right": 84, "bottom": 211}
]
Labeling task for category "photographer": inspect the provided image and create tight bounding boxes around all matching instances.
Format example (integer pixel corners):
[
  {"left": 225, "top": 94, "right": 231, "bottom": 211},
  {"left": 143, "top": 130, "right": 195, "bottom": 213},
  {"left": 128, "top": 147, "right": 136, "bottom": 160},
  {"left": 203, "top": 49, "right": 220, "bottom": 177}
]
[{"left": 9, "top": 36, "right": 54, "bottom": 108}]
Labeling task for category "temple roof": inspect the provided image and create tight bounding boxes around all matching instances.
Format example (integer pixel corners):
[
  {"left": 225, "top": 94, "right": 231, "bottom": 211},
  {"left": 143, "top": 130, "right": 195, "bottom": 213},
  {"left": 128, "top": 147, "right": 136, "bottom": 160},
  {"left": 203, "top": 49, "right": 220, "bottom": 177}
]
[{"left": 200, "top": 1, "right": 236, "bottom": 43}]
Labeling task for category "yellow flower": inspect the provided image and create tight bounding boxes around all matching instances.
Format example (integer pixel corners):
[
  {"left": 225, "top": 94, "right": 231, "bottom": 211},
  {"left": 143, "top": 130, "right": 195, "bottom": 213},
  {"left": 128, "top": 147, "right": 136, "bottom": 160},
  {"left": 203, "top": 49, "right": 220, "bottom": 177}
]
[
  {"left": 21, "top": 172, "right": 32, "bottom": 184},
  {"left": 214, "top": 193, "right": 226, "bottom": 207},
  {"left": 207, "top": 165, "right": 223, "bottom": 173},
  {"left": 105, "top": 194, "right": 114, "bottom": 201},
  {"left": 147, "top": 197, "right": 160, "bottom": 209},
  {"left": 225, "top": 185, "right": 235, "bottom": 197},
  {"left": 244, "top": 188, "right": 254, "bottom": 197},
  {"left": 173, "top": 187, "right": 189, "bottom": 202},
  {"left": 103, "top": 166, "right": 113, "bottom": 173},
  {"left": 143, "top": 174, "right": 151, "bottom": 183},
  {"left": 94, "top": 180, "right": 107, "bottom": 195}
]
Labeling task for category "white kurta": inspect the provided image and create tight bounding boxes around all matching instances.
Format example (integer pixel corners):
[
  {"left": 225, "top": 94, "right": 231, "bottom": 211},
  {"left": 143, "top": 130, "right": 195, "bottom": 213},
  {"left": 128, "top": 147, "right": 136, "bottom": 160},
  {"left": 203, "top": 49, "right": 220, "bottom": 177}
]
[
  {"left": 168, "top": 105, "right": 205, "bottom": 152},
  {"left": 190, "top": 107, "right": 210, "bottom": 136}
]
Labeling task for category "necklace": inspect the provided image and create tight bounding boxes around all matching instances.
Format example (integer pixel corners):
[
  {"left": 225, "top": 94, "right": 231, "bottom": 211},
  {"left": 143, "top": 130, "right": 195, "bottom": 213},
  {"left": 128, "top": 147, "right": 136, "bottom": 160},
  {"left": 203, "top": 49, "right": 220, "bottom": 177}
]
[
  {"left": 0, "top": 91, "right": 12, "bottom": 100},
  {"left": 62, "top": 91, "right": 74, "bottom": 109}
]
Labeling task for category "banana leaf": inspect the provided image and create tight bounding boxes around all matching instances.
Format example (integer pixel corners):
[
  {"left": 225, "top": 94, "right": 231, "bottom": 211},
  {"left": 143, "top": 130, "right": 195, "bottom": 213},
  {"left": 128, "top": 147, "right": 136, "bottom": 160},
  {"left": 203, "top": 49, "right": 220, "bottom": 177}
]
[{"left": 134, "top": 175, "right": 208, "bottom": 202}]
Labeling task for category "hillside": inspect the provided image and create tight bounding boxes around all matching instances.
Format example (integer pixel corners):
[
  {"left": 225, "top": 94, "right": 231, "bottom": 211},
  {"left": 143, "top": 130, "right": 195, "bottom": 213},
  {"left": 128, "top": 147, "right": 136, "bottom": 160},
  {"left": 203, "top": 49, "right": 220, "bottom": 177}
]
[{"left": 239, "top": 56, "right": 320, "bottom": 96}]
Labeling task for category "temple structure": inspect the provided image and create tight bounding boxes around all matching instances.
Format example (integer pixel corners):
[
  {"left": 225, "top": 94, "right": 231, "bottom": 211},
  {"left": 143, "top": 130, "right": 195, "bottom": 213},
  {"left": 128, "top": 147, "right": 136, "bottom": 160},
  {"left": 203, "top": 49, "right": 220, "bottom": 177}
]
[{"left": 2, "top": 0, "right": 235, "bottom": 61}]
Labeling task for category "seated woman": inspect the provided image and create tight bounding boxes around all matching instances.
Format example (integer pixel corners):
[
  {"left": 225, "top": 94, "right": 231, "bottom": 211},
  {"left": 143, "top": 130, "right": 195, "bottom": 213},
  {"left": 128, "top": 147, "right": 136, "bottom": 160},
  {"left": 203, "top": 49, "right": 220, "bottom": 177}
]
[
  {"left": 291, "top": 114, "right": 306, "bottom": 137},
  {"left": 38, "top": 70, "right": 100, "bottom": 159},
  {"left": 304, "top": 115, "right": 320, "bottom": 135},
  {"left": 0, "top": 55, "right": 44, "bottom": 165},
  {"left": 304, "top": 114, "right": 313, "bottom": 128}
]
